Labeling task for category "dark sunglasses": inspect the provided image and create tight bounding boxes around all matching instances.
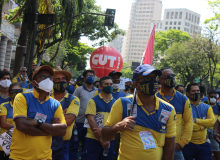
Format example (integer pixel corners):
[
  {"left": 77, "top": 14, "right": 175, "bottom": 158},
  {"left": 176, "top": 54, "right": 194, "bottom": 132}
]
[
  {"left": 165, "top": 74, "right": 176, "bottom": 78},
  {"left": 38, "top": 75, "right": 53, "bottom": 80},
  {"left": 22, "top": 70, "right": 27, "bottom": 72}
]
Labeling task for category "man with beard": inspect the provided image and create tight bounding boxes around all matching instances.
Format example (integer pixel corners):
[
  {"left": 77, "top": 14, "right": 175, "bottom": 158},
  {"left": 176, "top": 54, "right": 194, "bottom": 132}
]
[
  {"left": 51, "top": 70, "right": 80, "bottom": 160},
  {"left": 156, "top": 68, "right": 193, "bottom": 160}
]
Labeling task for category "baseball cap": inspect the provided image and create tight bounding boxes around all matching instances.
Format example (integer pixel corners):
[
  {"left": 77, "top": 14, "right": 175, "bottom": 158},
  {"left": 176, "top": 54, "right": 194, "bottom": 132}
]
[
  {"left": 133, "top": 64, "right": 162, "bottom": 80},
  {"left": 208, "top": 89, "right": 218, "bottom": 94},
  {"left": 54, "top": 70, "right": 72, "bottom": 82},
  {"left": 32, "top": 65, "right": 54, "bottom": 79},
  {"left": 108, "top": 71, "right": 122, "bottom": 77},
  {"left": 77, "top": 75, "right": 84, "bottom": 80}
]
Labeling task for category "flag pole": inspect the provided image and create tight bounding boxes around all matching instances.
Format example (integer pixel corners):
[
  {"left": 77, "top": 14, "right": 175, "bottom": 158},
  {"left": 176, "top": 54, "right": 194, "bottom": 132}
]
[{"left": 130, "top": 25, "right": 156, "bottom": 116}]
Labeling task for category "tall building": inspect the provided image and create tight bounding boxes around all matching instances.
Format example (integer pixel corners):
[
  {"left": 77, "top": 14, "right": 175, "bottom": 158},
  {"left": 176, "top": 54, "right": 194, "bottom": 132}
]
[
  {"left": 162, "top": 8, "right": 201, "bottom": 36},
  {"left": 107, "top": 35, "right": 125, "bottom": 54},
  {"left": 122, "top": 0, "right": 163, "bottom": 63}
]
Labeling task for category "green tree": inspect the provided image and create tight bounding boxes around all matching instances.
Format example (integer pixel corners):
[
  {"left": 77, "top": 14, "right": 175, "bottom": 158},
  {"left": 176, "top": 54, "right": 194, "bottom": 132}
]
[{"left": 120, "top": 62, "right": 133, "bottom": 79}]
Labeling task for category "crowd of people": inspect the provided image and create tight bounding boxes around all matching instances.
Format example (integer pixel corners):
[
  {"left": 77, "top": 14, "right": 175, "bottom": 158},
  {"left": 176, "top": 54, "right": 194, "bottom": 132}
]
[{"left": 0, "top": 64, "right": 220, "bottom": 160}]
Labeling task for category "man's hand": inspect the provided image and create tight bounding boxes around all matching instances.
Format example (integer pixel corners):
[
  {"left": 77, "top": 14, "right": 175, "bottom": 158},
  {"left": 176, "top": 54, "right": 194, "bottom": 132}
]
[
  {"left": 73, "top": 123, "right": 77, "bottom": 129},
  {"left": 175, "top": 143, "right": 182, "bottom": 150},
  {"left": 99, "top": 138, "right": 109, "bottom": 149},
  {"left": 93, "top": 128, "right": 102, "bottom": 138},
  {"left": 50, "top": 117, "right": 61, "bottom": 124},
  {"left": 63, "top": 108, "right": 67, "bottom": 114},
  {"left": 115, "top": 116, "right": 136, "bottom": 132},
  {"left": 214, "top": 133, "right": 220, "bottom": 144}
]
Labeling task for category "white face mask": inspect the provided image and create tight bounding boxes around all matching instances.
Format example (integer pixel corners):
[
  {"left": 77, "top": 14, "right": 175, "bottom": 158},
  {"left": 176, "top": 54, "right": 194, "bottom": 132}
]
[
  {"left": 70, "top": 80, "right": 75, "bottom": 85},
  {"left": 35, "top": 78, "right": 53, "bottom": 93},
  {"left": 0, "top": 79, "right": 11, "bottom": 88},
  {"left": 217, "top": 94, "right": 219, "bottom": 99},
  {"left": 210, "top": 97, "right": 217, "bottom": 104},
  {"left": 113, "top": 83, "right": 120, "bottom": 89}
]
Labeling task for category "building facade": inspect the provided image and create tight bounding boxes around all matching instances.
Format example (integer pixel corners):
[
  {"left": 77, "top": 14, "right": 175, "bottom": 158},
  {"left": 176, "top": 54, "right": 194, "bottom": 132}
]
[
  {"left": 107, "top": 35, "right": 125, "bottom": 54},
  {"left": 122, "top": 0, "right": 163, "bottom": 63},
  {"left": 162, "top": 8, "right": 201, "bottom": 36}
]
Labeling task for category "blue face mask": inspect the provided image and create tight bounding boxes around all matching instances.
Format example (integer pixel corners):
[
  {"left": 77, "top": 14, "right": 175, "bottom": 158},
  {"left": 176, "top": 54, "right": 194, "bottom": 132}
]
[
  {"left": 103, "top": 86, "right": 113, "bottom": 94},
  {"left": 54, "top": 81, "right": 68, "bottom": 92},
  {"left": 139, "top": 80, "right": 158, "bottom": 95},
  {"left": 86, "top": 76, "right": 94, "bottom": 84}
]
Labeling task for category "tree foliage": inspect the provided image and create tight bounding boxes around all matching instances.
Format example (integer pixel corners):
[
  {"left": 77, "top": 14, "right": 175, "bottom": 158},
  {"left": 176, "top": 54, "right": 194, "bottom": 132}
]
[{"left": 120, "top": 62, "right": 133, "bottom": 79}]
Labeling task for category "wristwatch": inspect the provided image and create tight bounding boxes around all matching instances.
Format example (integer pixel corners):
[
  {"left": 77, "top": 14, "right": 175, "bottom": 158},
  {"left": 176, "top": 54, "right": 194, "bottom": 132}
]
[{"left": 36, "top": 119, "right": 43, "bottom": 128}]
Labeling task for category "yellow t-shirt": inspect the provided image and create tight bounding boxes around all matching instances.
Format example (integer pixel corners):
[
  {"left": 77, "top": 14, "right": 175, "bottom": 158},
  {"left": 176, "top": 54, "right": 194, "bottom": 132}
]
[
  {"left": 10, "top": 89, "right": 66, "bottom": 160},
  {"left": 85, "top": 93, "right": 115, "bottom": 141},
  {"left": 51, "top": 92, "right": 80, "bottom": 140},
  {"left": 0, "top": 101, "right": 15, "bottom": 151},
  {"left": 105, "top": 95, "right": 176, "bottom": 160}
]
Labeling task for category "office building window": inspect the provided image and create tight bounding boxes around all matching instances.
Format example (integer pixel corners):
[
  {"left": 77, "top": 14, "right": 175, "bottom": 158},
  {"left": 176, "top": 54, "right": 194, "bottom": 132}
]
[
  {"left": 170, "top": 21, "right": 172, "bottom": 25},
  {"left": 190, "top": 24, "right": 193, "bottom": 33},
  {"left": 174, "top": 27, "right": 176, "bottom": 29},
  {"left": 175, "top": 12, "right": 178, "bottom": 19},
  {"left": 165, "top": 27, "right": 168, "bottom": 30},
  {"left": 197, "top": 17, "right": 200, "bottom": 24},
  {"left": 166, "top": 21, "right": 168, "bottom": 25},
  {"left": 179, "top": 12, "right": 182, "bottom": 19},
  {"left": 174, "top": 21, "right": 177, "bottom": 25},
  {"left": 169, "top": 27, "right": 172, "bottom": 29},
  {"left": 192, "top": 15, "right": 194, "bottom": 22},
  {"left": 189, "top": 14, "right": 191, "bottom": 21},
  {"left": 178, "top": 27, "right": 180, "bottom": 30},
  {"left": 166, "top": 12, "right": 170, "bottom": 19},
  {"left": 178, "top": 21, "right": 181, "bottom": 25},
  {"left": 171, "top": 12, "right": 174, "bottom": 19},
  {"left": 160, "top": 23, "right": 162, "bottom": 29},
  {"left": 186, "top": 13, "right": 188, "bottom": 20},
  {"left": 194, "top": 16, "right": 197, "bottom": 23}
]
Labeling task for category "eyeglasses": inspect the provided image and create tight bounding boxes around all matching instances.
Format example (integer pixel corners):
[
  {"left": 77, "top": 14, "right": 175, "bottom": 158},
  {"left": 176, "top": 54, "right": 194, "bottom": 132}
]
[
  {"left": 38, "top": 75, "right": 53, "bottom": 80},
  {"left": 165, "top": 74, "right": 176, "bottom": 78},
  {"left": 137, "top": 76, "right": 159, "bottom": 82},
  {"left": 22, "top": 70, "right": 27, "bottom": 72}
]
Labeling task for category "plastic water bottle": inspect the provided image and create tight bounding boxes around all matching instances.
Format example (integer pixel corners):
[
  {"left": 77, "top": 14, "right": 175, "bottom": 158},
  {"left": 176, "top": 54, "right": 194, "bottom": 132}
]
[
  {"left": 103, "top": 142, "right": 110, "bottom": 156},
  {"left": 73, "top": 129, "right": 78, "bottom": 141}
]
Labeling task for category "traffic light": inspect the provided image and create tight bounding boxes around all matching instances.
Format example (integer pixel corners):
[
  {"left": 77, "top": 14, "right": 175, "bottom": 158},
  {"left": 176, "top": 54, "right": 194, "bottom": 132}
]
[{"left": 104, "top": 9, "right": 116, "bottom": 27}]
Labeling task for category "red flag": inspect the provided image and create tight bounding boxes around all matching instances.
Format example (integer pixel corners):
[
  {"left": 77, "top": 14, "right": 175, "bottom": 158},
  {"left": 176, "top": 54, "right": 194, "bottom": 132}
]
[{"left": 142, "top": 25, "right": 156, "bottom": 65}]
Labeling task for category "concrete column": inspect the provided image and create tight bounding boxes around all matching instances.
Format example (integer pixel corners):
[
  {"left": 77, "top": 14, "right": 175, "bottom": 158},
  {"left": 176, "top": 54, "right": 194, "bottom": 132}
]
[
  {"left": 4, "top": 40, "right": 13, "bottom": 71},
  {"left": 0, "top": 36, "right": 8, "bottom": 70}
]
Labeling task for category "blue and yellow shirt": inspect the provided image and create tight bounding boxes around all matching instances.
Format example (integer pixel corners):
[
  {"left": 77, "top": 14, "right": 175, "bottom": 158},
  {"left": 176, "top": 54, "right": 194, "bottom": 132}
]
[
  {"left": 0, "top": 94, "right": 9, "bottom": 105},
  {"left": 0, "top": 101, "right": 15, "bottom": 151},
  {"left": 93, "top": 88, "right": 126, "bottom": 100},
  {"left": 156, "top": 90, "right": 193, "bottom": 148},
  {"left": 191, "top": 102, "right": 215, "bottom": 145},
  {"left": 51, "top": 92, "right": 80, "bottom": 140},
  {"left": 85, "top": 93, "right": 116, "bottom": 141},
  {"left": 205, "top": 101, "right": 219, "bottom": 130},
  {"left": 105, "top": 95, "right": 176, "bottom": 160},
  {"left": 201, "top": 95, "right": 209, "bottom": 102},
  {"left": 10, "top": 88, "right": 66, "bottom": 160},
  {"left": 12, "top": 76, "right": 28, "bottom": 89}
]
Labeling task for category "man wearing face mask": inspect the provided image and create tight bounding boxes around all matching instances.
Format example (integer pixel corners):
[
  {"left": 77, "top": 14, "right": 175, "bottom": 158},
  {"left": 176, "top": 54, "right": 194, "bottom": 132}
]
[
  {"left": 122, "top": 78, "right": 132, "bottom": 96},
  {"left": 82, "top": 76, "right": 116, "bottom": 160},
  {"left": 9, "top": 65, "right": 67, "bottom": 160},
  {"left": 51, "top": 70, "right": 80, "bottom": 160},
  {"left": 182, "top": 83, "right": 215, "bottom": 160},
  {"left": 70, "top": 70, "right": 97, "bottom": 160},
  {"left": 203, "top": 90, "right": 220, "bottom": 160},
  {"left": 156, "top": 68, "right": 193, "bottom": 160},
  {"left": 93, "top": 71, "right": 126, "bottom": 100},
  {"left": 102, "top": 64, "right": 177, "bottom": 160},
  {"left": 0, "top": 70, "right": 12, "bottom": 104},
  {"left": 175, "top": 85, "right": 185, "bottom": 94},
  {"left": 12, "top": 67, "right": 29, "bottom": 90}
]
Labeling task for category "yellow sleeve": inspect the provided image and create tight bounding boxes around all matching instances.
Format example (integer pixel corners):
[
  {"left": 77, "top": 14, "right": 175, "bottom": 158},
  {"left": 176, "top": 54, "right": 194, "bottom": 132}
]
[
  {"left": 165, "top": 108, "right": 176, "bottom": 138},
  {"left": 218, "top": 116, "right": 220, "bottom": 123},
  {"left": 93, "top": 90, "right": 99, "bottom": 97},
  {"left": 178, "top": 99, "right": 193, "bottom": 148},
  {"left": 85, "top": 99, "right": 96, "bottom": 116},
  {"left": 12, "top": 77, "right": 18, "bottom": 84},
  {"left": 105, "top": 99, "right": 123, "bottom": 127},
  {"left": 66, "top": 97, "right": 80, "bottom": 116},
  {"left": 196, "top": 107, "right": 215, "bottom": 127},
  {"left": 54, "top": 104, "right": 66, "bottom": 125},
  {"left": 13, "top": 93, "right": 27, "bottom": 119},
  {"left": 74, "top": 85, "right": 79, "bottom": 89},
  {"left": 0, "top": 105, "right": 7, "bottom": 116},
  {"left": 193, "top": 123, "right": 205, "bottom": 131}
]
